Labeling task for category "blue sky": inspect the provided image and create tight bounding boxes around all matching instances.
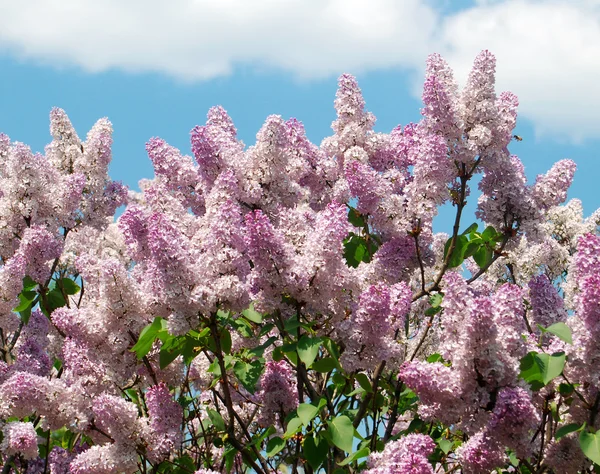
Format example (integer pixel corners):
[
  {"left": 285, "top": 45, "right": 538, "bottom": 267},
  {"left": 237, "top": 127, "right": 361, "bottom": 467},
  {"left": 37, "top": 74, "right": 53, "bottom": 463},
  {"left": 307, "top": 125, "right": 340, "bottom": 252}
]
[{"left": 1, "top": 0, "right": 599, "bottom": 231}]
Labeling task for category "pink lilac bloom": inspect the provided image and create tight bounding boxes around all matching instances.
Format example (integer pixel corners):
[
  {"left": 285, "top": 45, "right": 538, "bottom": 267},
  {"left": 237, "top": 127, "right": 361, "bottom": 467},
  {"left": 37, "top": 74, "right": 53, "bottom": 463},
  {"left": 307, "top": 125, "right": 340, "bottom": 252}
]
[
  {"left": 543, "top": 435, "right": 590, "bottom": 474},
  {"left": 48, "top": 446, "right": 78, "bottom": 474},
  {"left": 531, "top": 159, "right": 577, "bottom": 211},
  {"left": 1, "top": 421, "right": 38, "bottom": 460},
  {"left": 487, "top": 386, "right": 539, "bottom": 458},
  {"left": 257, "top": 360, "right": 298, "bottom": 427},
  {"left": 456, "top": 431, "right": 506, "bottom": 474},
  {"left": 92, "top": 394, "right": 140, "bottom": 443},
  {"left": 398, "top": 361, "right": 462, "bottom": 425},
  {"left": 345, "top": 159, "right": 391, "bottom": 216},
  {"left": 144, "top": 383, "right": 183, "bottom": 461},
  {"left": 527, "top": 274, "right": 567, "bottom": 330},
  {"left": 364, "top": 434, "right": 435, "bottom": 474},
  {"left": 340, "top": 282, "right": 411, "bottom": 372},
  {"left": 69, "top": 443, "right": 138, "bottom": 474}
]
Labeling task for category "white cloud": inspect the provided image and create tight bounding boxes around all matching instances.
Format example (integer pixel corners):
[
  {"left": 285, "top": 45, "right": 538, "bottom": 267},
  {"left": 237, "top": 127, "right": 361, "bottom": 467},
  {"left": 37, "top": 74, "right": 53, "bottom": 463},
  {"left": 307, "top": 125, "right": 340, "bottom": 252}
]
[
  {"left": 437, "top": 0, "right": 600, "bottom": 143},
  {"left": 0, "top": 0, "right": 436, "bottom": 79},
  {"left": 0, "top": 0, "right": 599, "bottom": 142}
]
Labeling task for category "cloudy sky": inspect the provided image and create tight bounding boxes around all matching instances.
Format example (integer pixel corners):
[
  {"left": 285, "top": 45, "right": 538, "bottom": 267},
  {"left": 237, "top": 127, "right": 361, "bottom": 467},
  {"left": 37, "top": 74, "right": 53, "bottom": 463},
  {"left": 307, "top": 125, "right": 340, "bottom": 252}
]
[{"left": 1, "top": 0, "right": 599, "bottom": 226}]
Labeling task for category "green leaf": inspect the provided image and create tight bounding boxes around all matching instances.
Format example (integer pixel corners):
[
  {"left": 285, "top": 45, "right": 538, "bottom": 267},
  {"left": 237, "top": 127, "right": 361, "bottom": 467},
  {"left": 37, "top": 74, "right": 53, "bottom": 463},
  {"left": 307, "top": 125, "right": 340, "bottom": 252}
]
[
  {"left": 232, "top": 317, "right": 254, "bottom": 338},
  {"left": 482, "top": 225, "right": 502, "bottom": 242},
  {"left": 266, "top": 436, "right": 285, "bottom": 457},
  {"left": 463, "top": 240, "right": 481, "bottom": 259},
  {"left": 444, "top": 234, "right": 469, "bottom": 268},
  {"left": 297, "top": 336, "right": 322, "bottom": 368},
  {"left": 328, "top": 416, "right": 354, "bottom": 453},
  {"left": 355, "top": 373, "right": 373, "bottom": 393},
  {"left": 544, "top": 322, "right": 573, "bottom": 345},
  {"left": 242, "top": 303, "right": 263, "bottom": 324},
  {"left": 556, "top": 423, "right": 583, "bottom": 440},
  {"left": 159, "top": 335, "right": 186, "bottom": 369},
  {"left": 207, "top": 409, "right": 226, "bottom": 432},
  {"left": 338, "top": 447, "right": 370, "bottom": 466},
  {"left": 284, "top": 316, "right": 301, "bottom": 332},
  {"left": 56, "top": 278, "right": 80, "bottom": 295},
  {"left": 311, "top": 357, "right": 337, "bottom": 373},
  {"left": 426, "top": 353, "right": 443, "bottom": 363},
  {"left": 303, "top": 434, "right": 329, "bottom": 469},
  {"left": 130, "top": 317, "right": 164, "bottom": 359},
  {"left": 14, "top": 291, "right": 37, "bottom": 312},
  {"left": 424, "top": 306, "right": 442, "bottom": 316},
  {"left": 248, "top": 336, "right": 277, "bottom": 357},
  {"left": 437, "top": 437, "right": 453, "bottom": 454},
  {"left": 429, "top": 293, "right": 443, "bottom": 308},
  {"left": 259, "top": 323, "right": 275, "bottom": 337},
  {"left": 297, "top": 403, "right": 320, "bottom": 426},
  {"left": 22, "top": 276, "right": 38, "bottom": 292},
  {"left": 44, "top": 288, "right": 66, "bottom": 314},
  {"left": 519, "top": 351, "right": 566, "bottom": 389},
  {"left": 284, "top": 416, "right": 303, "bottom": 439},
  {"left": 462, "top": 223, "right": 478, "bottom": 235},
  {"left": 473, "top": 245, "right": 493, "bottom": 268},
  {"left": 580, "top": 429, "right": 600, "bottom": 465},
  {"left": 219, "top": 328, "right": 232, "bottom": 354},
  {"left": 558, "top": 383, "right": 575, "bottom": 397},
  {"left": 348, "top": 208, "right": 366, "bottom": 228},
  {"left": 233, "top": 360, "right": 264, "bottom": 394},
  {"left": 343, "top": 234, "right": 377, "bottom": 267}
]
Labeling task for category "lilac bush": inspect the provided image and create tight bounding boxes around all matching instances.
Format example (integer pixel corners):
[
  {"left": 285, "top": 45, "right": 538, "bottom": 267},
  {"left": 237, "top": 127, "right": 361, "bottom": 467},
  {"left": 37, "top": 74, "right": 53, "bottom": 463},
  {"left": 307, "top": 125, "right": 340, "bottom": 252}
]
[{"left": 0, "top": 50, "right": 599, "bottom": 473}]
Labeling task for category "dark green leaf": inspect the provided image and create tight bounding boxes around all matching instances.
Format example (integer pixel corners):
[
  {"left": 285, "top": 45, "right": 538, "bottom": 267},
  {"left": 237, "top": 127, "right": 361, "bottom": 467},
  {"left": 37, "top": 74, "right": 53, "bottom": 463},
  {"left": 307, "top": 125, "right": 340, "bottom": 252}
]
[
  {"left": 311, "top": 357, "right": 338, "bottom": 373},
  {"left": 482, "top": 225, "right": 502, "bottom": 242},
  {"left": 248, "top": 336, "right": 277, "bottom": 358},
  {"left": 56, "top": 278, "right": 80, "bottom": 295},
  {"left": 444, "top": 234, "right": 469, "bottom": 268},
  {"left": 556, "top": 423, "right": 583, "bottom": 440},
  {"left": 303, "top": 434, "right": 329, "bottom": 469},
  {"left": 338, "top": 447, "right": 370, "bottom": 466},
  {"left": 14, "top": 291, "right": 37, "bottom": 312},
  {"left": 463, "top": 240, "right": 481, "bottom": 259},
  {"left": 558, "top": 383, "right": 575, "bottom": 396},
  {"left": 355, "top": 373, "right": 373, "bottom": 393},
  {"left": 348, "top": 208, "right": 366, "bottom": 228},
  {"left": 22, "top": 276, "right": 38, "bottom": 292},
  {"left": 44, "top": 288, "right": 66, "bottom": 314},
  {"left": 159, "top": 335, "right": 186, "bottom": 369},
  {"left": 473, "top": 245, "right": 493, "bottom": 268},
  {"left": 259, "top": 323, "right": 275, "bottom": 337},
  {"left": 424, "top": 306, "right": 442, "bottom": 316},
  {"left": 233, "top": 360, "right": 264, "bottom": 394},
  {"left": 219, "top": 328, "right": 232, "bottom": 354},
  {"left": 266, "top": 436, "right": 285, "bottom": 457},
  {"left": 342, "top": 234, "right": 375, "bottom": 268}
]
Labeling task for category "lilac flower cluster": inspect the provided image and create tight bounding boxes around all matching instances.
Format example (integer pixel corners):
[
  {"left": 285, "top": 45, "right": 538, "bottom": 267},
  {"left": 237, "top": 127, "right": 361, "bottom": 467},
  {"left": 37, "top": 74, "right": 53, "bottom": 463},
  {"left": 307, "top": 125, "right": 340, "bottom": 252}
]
[{"left": 1, "top": 49, "right": 599, "bottom": 473}]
